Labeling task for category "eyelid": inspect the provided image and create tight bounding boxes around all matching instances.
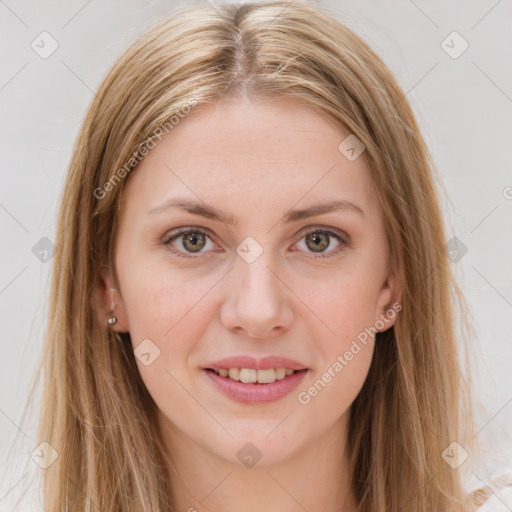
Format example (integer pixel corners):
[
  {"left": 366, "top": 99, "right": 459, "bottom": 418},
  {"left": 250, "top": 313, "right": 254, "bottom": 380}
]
[{"left": 161, "top": 225, "right": 216, "bottom": 244}]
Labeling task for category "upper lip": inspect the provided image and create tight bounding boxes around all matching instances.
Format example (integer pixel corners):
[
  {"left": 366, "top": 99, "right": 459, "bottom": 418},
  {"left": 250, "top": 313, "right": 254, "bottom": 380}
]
[{"left": 203, "top": 356, "right": 308, "bottom": 371}]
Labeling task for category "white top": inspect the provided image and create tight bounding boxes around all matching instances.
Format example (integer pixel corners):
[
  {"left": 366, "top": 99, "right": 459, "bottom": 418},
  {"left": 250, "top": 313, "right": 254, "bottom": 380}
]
[{"left": 477, "top": 484, "right": 512, "bottom": 511}]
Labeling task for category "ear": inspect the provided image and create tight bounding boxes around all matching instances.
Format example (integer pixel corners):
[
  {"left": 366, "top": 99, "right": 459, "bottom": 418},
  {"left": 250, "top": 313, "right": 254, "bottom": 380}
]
[
  {"left": 91, "top": 267, "right": 130, "bottom": 333},
  {"left": 374, "top": 257, "right": 402, "bottom": 333}
]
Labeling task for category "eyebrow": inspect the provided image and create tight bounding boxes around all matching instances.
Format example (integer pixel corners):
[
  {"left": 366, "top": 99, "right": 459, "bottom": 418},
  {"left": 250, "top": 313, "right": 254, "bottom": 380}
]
[{"left": 148, "top": 197, "right": 364, "bottom": 226}]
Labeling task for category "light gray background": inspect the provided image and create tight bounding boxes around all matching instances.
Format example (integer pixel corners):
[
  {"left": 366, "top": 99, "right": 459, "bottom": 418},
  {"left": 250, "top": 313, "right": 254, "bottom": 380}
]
[{"left": 1, "top": 0, "right": 511, "bottom": 510}]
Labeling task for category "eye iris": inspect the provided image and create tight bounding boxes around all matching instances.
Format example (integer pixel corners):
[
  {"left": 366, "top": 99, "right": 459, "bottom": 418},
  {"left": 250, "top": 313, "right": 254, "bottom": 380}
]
[
  {"left": 183, "top": 232, "right": 205, "bottom": 252},
  {"left": 305, "top": 232, "right": 329, "bottom": 252}
]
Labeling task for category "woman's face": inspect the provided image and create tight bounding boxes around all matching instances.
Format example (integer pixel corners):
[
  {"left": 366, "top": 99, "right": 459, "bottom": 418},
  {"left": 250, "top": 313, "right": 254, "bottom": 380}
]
[{"left": 103, "top": 97, "right": 400, "bottom": 467}]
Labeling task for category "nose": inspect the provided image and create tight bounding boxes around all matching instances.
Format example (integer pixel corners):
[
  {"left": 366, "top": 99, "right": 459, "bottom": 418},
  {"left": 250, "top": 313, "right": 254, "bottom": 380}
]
[{"left": 220, "top": 249, "right": 294, "bottom": 339}]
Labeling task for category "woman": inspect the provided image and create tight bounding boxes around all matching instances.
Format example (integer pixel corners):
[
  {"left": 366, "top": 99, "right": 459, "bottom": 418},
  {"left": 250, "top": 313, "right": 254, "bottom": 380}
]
[{"left": 18, "top": 0, "right": 511, "bottom": 510}]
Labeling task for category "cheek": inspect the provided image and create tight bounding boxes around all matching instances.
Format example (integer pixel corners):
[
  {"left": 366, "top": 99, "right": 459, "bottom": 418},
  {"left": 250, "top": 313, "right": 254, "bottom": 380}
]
[
  {"left": 118, "top": 259, "right": 219, "bottom": 372},
  {"left": 119, "top": 249, "right": 205, "bottom": 330},
  {"left": 119, "top": 266, "right": 212, "bottom": 415},
  {"left": 299, "top": 268, "right": 381, "bottom": 343},
  {"left": 296, "top": 283, "right": 376, "bottom": 415},
  {"left": 297, "top": 343, "right": 374, "bottom": 421},
  {"left": 295, "top": 269, "right": 379, "bottom": 407}
]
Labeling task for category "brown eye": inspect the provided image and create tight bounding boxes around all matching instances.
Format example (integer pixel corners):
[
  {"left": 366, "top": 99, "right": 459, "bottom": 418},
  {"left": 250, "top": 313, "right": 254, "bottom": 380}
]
[
  {"left": 305, "top": 231, "right": 330, "bottom": 252},
  {"left": 294, "top": 228, "right": 347, "bottom": 259},
  {"left": 162, "top": 228, "right": 215, "bottom": 259},
  {"left": 181, "top": 231, "right": 206, "bottom": 252}
]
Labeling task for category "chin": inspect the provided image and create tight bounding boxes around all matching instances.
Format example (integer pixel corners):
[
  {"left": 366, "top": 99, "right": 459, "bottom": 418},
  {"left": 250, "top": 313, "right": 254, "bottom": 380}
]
[{"left": 207, "top": 427, "right": 305, "bottom": 469}]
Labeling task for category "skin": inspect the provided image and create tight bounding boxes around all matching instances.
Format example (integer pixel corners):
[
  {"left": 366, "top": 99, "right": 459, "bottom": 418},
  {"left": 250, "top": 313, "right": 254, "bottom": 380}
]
[{"left": 99, "top": 97, "right": 401, "bottom": 512}]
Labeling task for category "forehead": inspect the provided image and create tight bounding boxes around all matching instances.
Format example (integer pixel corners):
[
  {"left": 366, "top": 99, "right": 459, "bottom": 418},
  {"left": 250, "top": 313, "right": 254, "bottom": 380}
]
[{"left": 121, "top": 97, "right": 381, "bottom": 223}]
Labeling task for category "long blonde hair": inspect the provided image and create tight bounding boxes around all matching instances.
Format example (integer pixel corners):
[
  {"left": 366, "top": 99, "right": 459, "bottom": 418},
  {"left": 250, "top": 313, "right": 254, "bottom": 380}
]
[{"left": 14, "top": 0, "right": 492, "bottom": 510}]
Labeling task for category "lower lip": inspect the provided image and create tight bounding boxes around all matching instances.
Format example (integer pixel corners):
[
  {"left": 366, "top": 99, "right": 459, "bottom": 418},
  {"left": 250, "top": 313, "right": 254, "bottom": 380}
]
[{"left": 203, "top": 369, "right": 308, "bottom": 404}]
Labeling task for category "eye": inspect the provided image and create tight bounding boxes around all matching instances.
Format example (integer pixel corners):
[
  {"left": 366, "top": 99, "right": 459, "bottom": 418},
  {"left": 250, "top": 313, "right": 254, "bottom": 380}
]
[
  {"left": 162, "top": 228, "right": 216, "bottom": 259},
  {"left": 162, "top": 226, "right": 349, "bottom": 260},
  {"left": 293, "top": 228, "right": 348, "bottom": 259}
]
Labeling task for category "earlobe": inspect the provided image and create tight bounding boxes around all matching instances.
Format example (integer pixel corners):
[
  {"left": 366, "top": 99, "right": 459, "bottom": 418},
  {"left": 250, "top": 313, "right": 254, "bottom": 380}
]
[{"left": 94, "top": 269, "right": 130, "bottom": 332}]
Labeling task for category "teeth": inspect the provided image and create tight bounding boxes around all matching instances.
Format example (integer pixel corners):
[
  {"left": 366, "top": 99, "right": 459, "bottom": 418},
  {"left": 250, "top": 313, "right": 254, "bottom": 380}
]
[
  {"left": 212, "top": 367, "right": 298, "bottom": 383},
  {"left": 239, "top": 368, "right": 257, "bottom": 383},
  {"left": 275, "top": 368, "right": 286, "bottom": 380},
  {"left": 228, "top": 368, "right": 239, "bottom": 381}
]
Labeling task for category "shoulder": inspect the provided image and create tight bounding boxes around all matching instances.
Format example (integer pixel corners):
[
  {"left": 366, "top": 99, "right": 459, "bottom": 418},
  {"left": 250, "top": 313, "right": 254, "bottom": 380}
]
[
  {"left": 477, "top": 486, "right": 512, "bottom": 511},
  {"left": 470, "top": 473, "right": 512, "bottom": 512}
]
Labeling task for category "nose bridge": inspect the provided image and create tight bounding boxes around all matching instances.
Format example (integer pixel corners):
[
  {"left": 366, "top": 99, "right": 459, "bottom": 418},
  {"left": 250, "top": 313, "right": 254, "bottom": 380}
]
[
  {"left": 235, "top": 239, "right": 280, "bottom": 308},
  {"left": 222, "top": 237, "right": 292, "bottom": 337}
]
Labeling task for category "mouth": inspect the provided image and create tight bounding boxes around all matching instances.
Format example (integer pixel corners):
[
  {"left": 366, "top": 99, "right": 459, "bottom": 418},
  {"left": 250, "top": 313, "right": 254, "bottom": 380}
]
[
  {"left": 202, "top": 355, "right": 309, "bottom": 404},
  {"left": 202, "top": 367, "right": 309, "bottom": 404}
]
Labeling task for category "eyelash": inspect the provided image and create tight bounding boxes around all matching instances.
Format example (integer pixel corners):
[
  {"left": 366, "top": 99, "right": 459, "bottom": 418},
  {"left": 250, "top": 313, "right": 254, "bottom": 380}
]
[{"left": 161, "top": 226, "right": 349, "bottom": 260}]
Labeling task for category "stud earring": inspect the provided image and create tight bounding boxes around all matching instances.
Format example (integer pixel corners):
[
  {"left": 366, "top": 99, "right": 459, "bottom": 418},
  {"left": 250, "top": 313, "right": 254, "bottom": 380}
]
[{"left": 107, "top": 287, "right": 117, "bottom": 326}]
